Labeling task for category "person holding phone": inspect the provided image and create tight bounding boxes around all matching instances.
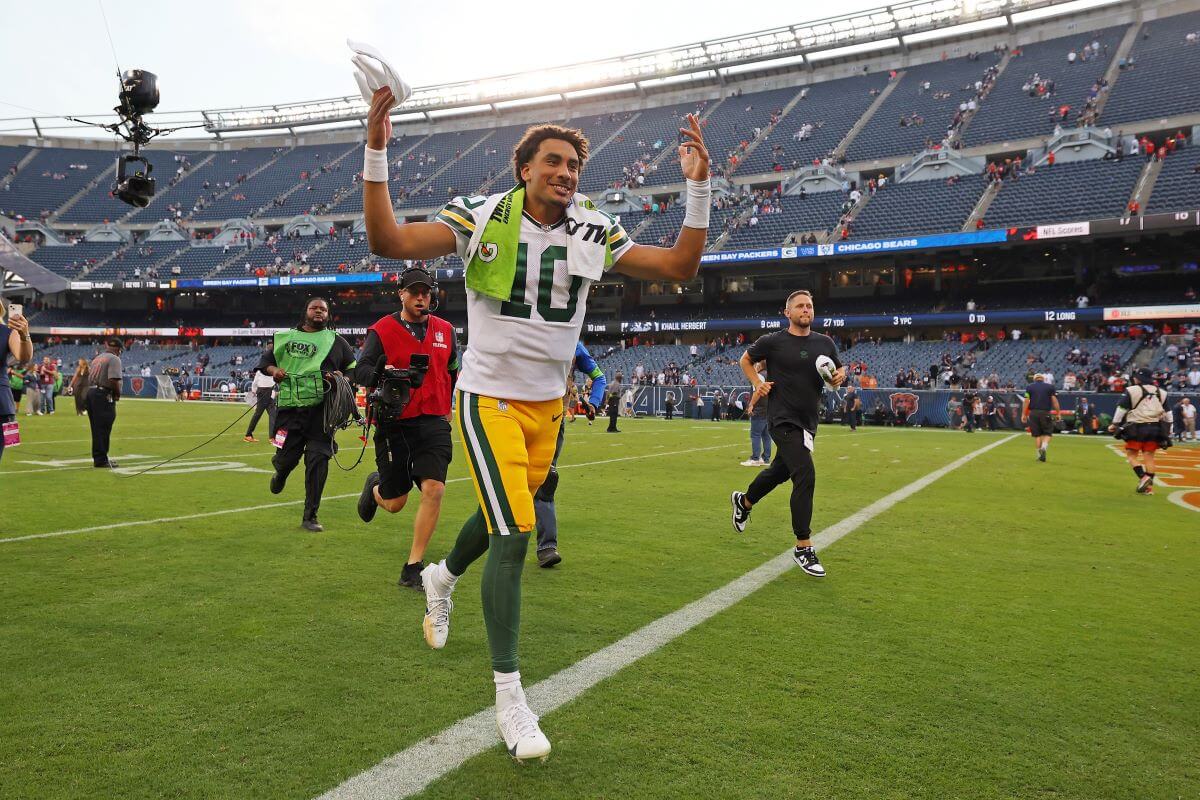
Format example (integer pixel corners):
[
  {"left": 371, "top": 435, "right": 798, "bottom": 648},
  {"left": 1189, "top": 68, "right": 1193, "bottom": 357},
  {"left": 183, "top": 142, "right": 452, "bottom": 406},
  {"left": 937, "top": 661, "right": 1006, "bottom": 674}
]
[{"left": 0, "top": 297, "right": 34, "bottom": 463}]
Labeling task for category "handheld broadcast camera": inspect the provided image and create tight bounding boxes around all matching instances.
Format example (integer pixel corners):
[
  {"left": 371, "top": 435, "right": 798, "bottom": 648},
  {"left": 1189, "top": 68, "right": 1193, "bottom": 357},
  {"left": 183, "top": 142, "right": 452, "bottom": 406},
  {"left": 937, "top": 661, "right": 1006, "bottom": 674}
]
[{"left": 367, "top": 354, "right": 430, "bottom": 416}]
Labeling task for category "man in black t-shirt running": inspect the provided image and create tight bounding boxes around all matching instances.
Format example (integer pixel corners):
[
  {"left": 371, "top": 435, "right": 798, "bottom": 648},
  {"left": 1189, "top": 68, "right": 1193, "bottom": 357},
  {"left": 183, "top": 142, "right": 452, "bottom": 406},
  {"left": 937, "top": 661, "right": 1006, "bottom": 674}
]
[
  {"left": 1021, "top": 373, "right": 1061, "bottom": 462},
  {"left": 730, "top": 290, "right": 846, "bottom": 577}
]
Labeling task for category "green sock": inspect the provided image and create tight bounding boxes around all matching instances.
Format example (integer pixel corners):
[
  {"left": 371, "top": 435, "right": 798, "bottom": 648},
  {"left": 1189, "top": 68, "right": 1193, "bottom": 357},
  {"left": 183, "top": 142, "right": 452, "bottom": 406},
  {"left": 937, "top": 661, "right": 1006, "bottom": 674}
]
[
  {"left": 482, "top": 531, "right": 529, "bottom": 674},
  {"left": 445, "top": 509, "right": 489, "bottom": 576}
]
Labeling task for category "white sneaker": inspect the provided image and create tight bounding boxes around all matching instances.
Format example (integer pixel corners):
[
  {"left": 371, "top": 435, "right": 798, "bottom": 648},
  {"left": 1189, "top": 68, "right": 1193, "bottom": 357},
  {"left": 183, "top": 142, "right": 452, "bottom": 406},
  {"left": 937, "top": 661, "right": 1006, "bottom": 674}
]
[
  {"left": 496, "top": 686, "right": 551, "bottom": 761},
  {"left": 740, "top": 459, "right": 759, "bottom": 466},
  {"left": 421, "top": 563, "right": 454, "bottom": 649}
]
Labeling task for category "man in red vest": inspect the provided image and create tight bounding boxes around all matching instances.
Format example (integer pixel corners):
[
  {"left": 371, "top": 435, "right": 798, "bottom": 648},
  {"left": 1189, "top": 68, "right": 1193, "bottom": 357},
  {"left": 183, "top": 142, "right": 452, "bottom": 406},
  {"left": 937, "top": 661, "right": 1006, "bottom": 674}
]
[{"left": 354, "top": 267, "right": 459, "bottom": 589}]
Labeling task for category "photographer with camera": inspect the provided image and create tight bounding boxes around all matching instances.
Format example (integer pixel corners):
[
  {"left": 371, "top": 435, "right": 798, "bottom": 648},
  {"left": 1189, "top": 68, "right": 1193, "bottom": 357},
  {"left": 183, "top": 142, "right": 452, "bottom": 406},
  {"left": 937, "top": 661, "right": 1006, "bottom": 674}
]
[
  {"left": 259, "top": 297, "right": 357, "bottom": 533},
  {"left": 0, "top": 298, "right": 34, "bottom": 464},
  {"left": 1109, "top": 368, "right": 1173, "bottom": 495},
  {"left": 353, "top": 268, "right": 459, "bottom": 589}
]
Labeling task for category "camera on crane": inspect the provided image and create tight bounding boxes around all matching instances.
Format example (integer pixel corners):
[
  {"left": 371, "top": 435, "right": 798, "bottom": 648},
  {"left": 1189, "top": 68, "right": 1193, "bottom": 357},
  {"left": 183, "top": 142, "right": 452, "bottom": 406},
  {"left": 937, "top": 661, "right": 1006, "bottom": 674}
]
[{"left": 112, "top": 69, "right": 160, "bottom": 208}]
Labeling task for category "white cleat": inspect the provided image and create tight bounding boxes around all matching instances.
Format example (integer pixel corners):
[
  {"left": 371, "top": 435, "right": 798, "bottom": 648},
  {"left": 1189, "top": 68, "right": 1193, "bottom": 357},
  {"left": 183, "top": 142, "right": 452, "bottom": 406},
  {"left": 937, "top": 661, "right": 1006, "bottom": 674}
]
[
  {"left": 421, "top": 563, "right": 453, "bottom": 649},
  {"left": 496, "top": 686, "right": 551, "bottom": 762}
]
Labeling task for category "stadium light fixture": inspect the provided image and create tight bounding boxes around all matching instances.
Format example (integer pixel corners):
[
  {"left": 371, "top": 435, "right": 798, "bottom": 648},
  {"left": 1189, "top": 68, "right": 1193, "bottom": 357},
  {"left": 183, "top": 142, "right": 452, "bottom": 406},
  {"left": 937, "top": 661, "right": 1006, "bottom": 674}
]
[{"left": 5, "top": 0, "right": 1105, "bottom": 139}]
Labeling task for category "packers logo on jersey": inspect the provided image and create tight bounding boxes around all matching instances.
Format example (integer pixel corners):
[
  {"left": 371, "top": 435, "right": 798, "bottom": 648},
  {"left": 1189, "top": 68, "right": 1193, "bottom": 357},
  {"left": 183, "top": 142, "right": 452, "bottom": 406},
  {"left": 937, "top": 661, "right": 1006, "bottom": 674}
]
[{"left": 479, "top": 242, "right": 499, "bottom": 262}]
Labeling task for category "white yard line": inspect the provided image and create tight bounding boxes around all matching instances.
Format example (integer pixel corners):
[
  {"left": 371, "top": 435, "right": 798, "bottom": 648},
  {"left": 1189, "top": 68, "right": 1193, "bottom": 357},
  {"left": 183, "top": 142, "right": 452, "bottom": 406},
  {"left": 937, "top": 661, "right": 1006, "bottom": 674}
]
[
  {"left": 0, "top": 443, "right": 742, "bottom": 544},
  {"left": 315, "top": 434, "right": 1020, "bottom": 800}
]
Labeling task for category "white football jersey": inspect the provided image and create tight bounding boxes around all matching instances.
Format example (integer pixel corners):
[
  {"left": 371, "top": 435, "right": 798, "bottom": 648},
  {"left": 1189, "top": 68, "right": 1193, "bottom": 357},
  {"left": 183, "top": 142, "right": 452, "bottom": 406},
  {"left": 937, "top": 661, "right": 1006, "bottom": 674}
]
[{"left": 437, "top": 193, "right": 634, "bottom": 401}]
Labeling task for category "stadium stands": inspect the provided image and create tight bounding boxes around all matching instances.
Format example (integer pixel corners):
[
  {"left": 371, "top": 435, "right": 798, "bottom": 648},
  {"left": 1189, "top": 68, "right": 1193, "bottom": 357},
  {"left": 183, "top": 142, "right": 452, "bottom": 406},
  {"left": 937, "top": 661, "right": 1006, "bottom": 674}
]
[
  {"left": 650, "top": 85, "right": 801, "bottom": 185},
  {"left": 3, "top": 147, "right": 114, "bottom": 220},
  {"left": 128, "top": 147, "right": 282, "bottom": 224},
  {"left": 1146, "top": 144, "right": 1200, "bottom": 215},
  {"left": 982, "top": 156, "right": 1143, "bottom": 228},
  {"left": 1100, "top": 11, "right": 1200, "bottom": 127},
  {"left": 193, "top": 144, "right": 358, "bottom": 221},
  {"left": 969, "top": 337, "right": 1141, "bottom": 388},
  {"left": 839, "top": 340, "right": 976, "bottom": 384},
  {"left": 724, "top": 190, "right": 844, "bottom": 249},
  {"left": 0, "top": 144, "right": 30, "bottom": 172},
  {"left": 964, "top": 26, "right": 1127, "bottom": 146},
  {"left": 395, "top": 130, "right": 491, "bottom": 209},
  {"left": 580, "top": 100, "right": 708, "bottom": 193},
  {"left": 848, "top": 174, "right": 989, "bottom": 239},
  {"left": 85, "top": 242, "right": 188, "bottom": 281},
  {"left": 846, "top": 55, "right": 1001, "bottom": 161},
  {"left": 421, "top": 123, "right": 533, "bottom": 205},
  {"left": 27, "top": 241, "right": 122, "bottom": 278},
  {"left": 737, "top": 74, "right": 887, "bottom": 175},
  {"left": 56, "top": 150, "right": 200, "bottom": 225},
  {"left": 165, "top": 246, "right": 239, "bottom": 279}
]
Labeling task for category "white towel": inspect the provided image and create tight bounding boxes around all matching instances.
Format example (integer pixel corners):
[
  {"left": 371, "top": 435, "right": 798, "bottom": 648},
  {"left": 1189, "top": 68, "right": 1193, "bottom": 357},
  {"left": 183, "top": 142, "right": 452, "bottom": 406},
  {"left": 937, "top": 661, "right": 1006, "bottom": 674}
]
[{"left": 347, "top": 39, "right": 411, "bottom": 109}]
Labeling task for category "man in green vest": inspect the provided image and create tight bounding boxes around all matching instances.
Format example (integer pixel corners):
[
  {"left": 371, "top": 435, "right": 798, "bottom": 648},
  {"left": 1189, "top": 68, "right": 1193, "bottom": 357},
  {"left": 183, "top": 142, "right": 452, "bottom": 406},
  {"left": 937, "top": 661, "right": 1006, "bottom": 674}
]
[{"left": 256, "top": 297, "right": 357, "bottom": 532}]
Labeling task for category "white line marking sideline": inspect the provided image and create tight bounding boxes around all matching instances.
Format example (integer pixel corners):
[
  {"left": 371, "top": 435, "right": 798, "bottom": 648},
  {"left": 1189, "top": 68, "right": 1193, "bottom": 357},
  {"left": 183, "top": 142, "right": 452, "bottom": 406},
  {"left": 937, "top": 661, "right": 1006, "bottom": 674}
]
[
  {"left": 0, "top": 442, "right": 743, "bottom": 544},
  {"left": 315, "top": 433, "right": 1020, "bottom": 800}
]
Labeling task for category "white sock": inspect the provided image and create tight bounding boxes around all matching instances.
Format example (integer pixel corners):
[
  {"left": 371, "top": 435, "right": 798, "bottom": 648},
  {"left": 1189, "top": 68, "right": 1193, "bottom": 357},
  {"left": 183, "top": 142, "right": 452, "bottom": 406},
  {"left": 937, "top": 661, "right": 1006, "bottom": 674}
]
[
  {"left": 494, "top": 671, "right": 522, "bottom": 703},
  {"left": 437, "top": 560, "right": 459, "bottom": 589}
]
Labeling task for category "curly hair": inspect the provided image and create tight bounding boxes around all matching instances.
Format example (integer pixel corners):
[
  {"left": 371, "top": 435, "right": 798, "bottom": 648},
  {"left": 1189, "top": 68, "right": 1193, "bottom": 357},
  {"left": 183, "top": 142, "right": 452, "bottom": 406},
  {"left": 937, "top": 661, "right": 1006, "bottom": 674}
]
[{"left": 512, "top": 124, "right": 589, "bottom": 186}]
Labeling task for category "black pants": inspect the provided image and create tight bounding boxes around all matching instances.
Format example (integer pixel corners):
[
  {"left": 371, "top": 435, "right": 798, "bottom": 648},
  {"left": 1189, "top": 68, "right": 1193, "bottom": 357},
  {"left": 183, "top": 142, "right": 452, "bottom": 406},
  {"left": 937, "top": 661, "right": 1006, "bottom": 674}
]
[
  {"left": 534, "top": 420, "right": 566, "bottom": 552},
  {"left": 746, "top": 425, "right": 816, "bottom": 540},
  {"left": 272, "top": 406, "right": 333, "bottom": 521},
  {"left": 245, "top": 390, "right": 276, "bottom": 438},
  {"left": 607, "top": 406, "right": 619, "bottom": 431},
  {"left": 964, "top": 411, "right": 975, "bottom": 432},
  {"left": 85, "top": 388, "right": 117, "bottom": 466}
]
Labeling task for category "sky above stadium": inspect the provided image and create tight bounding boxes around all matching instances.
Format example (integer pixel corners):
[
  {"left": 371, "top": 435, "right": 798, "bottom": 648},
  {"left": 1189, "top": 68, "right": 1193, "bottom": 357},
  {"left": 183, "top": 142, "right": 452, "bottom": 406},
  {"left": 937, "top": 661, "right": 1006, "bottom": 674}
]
[{"left": 2, "top": 0, "right": 925, "bottom": 119}]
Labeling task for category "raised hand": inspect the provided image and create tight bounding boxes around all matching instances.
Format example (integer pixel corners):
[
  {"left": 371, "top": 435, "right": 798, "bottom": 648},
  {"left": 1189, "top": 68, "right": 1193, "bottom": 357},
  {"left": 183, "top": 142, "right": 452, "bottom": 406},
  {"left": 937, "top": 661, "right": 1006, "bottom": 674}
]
[
  {"left": 366, "top": 87, "right": 394, "bottom": 151},
  {"left": 678, "top": 113, "right": 710, "bottom": 182}
]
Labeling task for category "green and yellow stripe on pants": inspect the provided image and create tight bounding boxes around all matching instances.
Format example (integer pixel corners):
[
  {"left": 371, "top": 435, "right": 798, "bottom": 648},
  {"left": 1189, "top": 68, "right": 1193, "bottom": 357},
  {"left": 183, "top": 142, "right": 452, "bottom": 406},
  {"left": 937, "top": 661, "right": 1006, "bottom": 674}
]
[{"left": 455, "top": 389, "right": 561, "bottom": 535}]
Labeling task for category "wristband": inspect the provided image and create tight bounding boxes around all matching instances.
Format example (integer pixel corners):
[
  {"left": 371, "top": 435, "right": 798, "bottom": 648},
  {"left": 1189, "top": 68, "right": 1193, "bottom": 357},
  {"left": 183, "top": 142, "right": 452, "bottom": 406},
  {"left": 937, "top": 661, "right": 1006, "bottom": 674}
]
[
  {"left": 683, "top": 178, "right": 711, "bottom": 229},
  {"left": 363, "top": 146, "right": 388, "bottom": 182}
]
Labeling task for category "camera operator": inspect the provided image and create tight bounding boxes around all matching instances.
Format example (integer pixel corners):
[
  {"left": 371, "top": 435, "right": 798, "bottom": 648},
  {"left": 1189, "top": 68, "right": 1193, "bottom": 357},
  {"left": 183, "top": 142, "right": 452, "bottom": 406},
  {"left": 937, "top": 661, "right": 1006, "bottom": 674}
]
[
  {"left": 0, "top": 298, "right": 34, "bottom": 464},
  {"left": 353, "top": 268, "right": 459, "bottom": 589},
  {"left": 1109, "top": 368, "right": 1173, "bottom": 495},
  {"left": 259, "top": 297, "right": 357, "bottom": 533}
]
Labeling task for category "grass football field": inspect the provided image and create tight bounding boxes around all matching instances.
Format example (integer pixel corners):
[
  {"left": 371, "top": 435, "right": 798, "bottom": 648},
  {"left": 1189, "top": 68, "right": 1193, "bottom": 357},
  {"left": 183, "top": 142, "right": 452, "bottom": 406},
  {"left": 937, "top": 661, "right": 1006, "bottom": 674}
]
[{"left": 1, "top": 400, "right": 1197, "bottom": 799}]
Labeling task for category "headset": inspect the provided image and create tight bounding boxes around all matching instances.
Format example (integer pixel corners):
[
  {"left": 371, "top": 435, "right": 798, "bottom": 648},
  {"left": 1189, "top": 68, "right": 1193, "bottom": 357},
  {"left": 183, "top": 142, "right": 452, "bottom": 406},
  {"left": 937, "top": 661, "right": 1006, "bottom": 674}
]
[{"left": 399, "top": 267, "right": 440, "bottom": 314}]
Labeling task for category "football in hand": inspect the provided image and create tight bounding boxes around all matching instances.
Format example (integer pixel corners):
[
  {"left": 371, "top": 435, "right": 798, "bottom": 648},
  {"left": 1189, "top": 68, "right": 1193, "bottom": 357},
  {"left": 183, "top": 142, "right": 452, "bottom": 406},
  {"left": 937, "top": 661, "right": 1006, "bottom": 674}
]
[{"left": 815, "top": 354, "right": 837, "bottom": 387}]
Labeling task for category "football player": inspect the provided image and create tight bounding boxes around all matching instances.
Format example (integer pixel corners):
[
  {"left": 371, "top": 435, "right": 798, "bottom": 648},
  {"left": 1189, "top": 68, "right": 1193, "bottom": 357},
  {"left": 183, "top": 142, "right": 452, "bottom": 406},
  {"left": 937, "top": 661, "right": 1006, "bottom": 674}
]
[{"left": 361, "top": 86, "right": 710, "bottom": 760}]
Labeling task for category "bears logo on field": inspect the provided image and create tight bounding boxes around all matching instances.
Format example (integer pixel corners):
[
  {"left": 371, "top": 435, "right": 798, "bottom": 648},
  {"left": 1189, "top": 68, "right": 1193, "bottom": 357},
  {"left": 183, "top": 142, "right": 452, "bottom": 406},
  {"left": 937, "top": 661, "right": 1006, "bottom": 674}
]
[
  {"left": 890, "top": 392, "right": 919, "bottom": 419},
  {"left": 1107, "top": 442, "right": 1200, "bottom": 513}
]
